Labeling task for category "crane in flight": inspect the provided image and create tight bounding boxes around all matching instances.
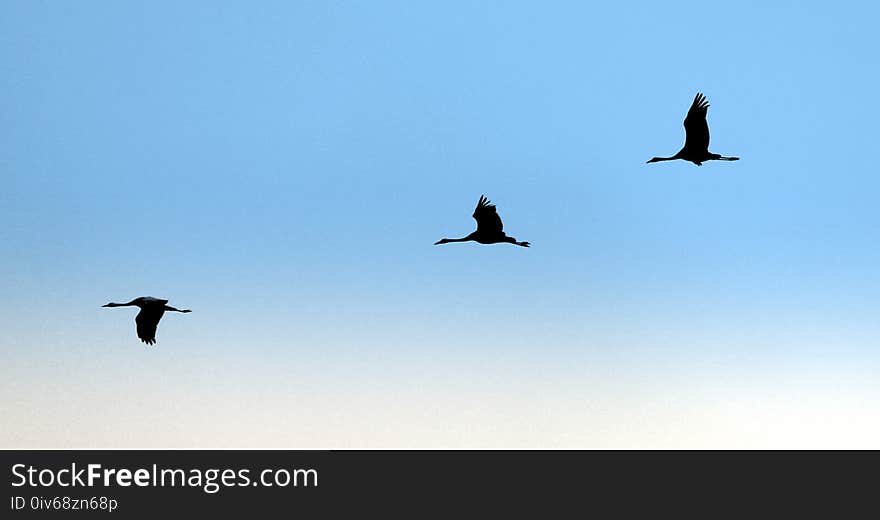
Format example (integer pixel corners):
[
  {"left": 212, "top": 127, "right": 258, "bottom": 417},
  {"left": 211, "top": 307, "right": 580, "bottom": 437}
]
[
  {"left": 647, "top": 92, "right": 740, "bottom": 166},
  {"left": 103, "top": 296, "right": 191, "bottom": 345},
  {"left": 435, "top": 195, "right": 530, "bottom": 248}
]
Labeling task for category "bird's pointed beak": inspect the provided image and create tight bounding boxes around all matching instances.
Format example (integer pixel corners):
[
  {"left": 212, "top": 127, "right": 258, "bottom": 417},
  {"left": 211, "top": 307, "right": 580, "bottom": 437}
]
[{"left": 102, "top": 303, "right": 112, "bottom": 307}]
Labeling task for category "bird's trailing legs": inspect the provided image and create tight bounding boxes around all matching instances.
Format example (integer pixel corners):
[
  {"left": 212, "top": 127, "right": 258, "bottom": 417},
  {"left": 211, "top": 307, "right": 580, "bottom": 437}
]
[{"left": 504, "top": 236, "right": 530, "bottom": 247}]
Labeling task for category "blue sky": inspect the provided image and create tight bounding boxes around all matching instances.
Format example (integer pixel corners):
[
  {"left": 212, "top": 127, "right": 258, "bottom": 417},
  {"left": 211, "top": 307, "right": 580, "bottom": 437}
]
[{"left": 2, "top": 1, "right": 879, "bottom": 448}]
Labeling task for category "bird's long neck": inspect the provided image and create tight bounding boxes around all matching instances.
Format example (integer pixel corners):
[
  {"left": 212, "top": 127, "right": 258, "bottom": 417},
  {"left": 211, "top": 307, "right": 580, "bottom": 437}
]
[
  {"left": 648, "top": 148, "right": 686, "bottom": 163},
  {"left": 436, "top": 233, "right": 476, "bottom": 245},
  {"left": 441, "top": 237, "right": 471, "bottom": 244},
  {"left": 105, "top": 301, "right": 135, "bottom": 307}
]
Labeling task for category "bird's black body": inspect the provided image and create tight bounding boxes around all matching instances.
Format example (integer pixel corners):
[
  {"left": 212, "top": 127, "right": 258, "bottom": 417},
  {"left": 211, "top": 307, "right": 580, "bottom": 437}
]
[
  {"left": 103, "top": 296, "right": 191, "bottom": 345},
  {"left": 647, "top": 92, "right": 740, "bottom": 166},
  {"left": 435, "top": 195, "right": 530, "bottom": 247}
]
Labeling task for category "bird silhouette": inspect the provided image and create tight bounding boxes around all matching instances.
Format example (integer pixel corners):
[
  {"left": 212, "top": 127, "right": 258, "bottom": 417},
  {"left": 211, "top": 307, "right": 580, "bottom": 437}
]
[
  {"left": 103, "top": 296, "right": 191, "bottom": 345},
  {"left": 647, "top": 92, "right": 740, "bottom": 166},
  {"left": 435, "top": 195, "right": 530, "bottom": 247}
]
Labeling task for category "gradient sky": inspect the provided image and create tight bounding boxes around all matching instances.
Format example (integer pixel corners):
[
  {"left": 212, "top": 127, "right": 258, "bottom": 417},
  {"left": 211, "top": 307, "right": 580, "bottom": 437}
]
[{"left": 2, "top": 1, "right": 879, "bottom": 448}]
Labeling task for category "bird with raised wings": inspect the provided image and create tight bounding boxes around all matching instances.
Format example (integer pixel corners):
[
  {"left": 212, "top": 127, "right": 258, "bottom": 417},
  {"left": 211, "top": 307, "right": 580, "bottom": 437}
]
[
  {"left": 647, "top": 92, "right": 740, "bottom": 166},
  {"left": 102, "top": 296, "right": 191, "bottom": 345},
  {"left": 434, "top": 195, "right": 530, "bottom": 247}
]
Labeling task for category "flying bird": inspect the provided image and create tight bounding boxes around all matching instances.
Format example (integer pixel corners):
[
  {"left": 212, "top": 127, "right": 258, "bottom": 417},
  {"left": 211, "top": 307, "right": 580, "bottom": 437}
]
[
  {"left": 103, "top": 296, "right": 191, "bottom": 345},
  {"left": 647, "top": 92, "right": 740, "bottom": 166},
  {"left": 435, "top": 195, "right": 530, "bottom": 247}
]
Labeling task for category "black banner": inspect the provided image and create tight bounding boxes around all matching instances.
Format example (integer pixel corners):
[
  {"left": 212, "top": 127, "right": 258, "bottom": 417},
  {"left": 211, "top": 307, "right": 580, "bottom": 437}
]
[{"left": 1, "top": 450, "right": 875, "bottom": 516}]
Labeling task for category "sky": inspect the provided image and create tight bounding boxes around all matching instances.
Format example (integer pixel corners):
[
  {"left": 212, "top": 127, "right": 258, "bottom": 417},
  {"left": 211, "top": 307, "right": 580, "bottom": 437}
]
[{"left": 2, "top": 1, "right": 879, "bottom": 448}]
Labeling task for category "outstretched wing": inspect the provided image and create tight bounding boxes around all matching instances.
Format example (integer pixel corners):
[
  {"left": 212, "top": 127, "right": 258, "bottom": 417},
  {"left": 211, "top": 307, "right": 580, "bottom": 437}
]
[
  {"left": 472, "top": 195, "right": 503, "bottom": 234},
  {"left": 683, "top": 92, "right": 710, "bottom": 153},
  {"left": 135, "top": 307, "right": 165, "bottom": 345}
]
